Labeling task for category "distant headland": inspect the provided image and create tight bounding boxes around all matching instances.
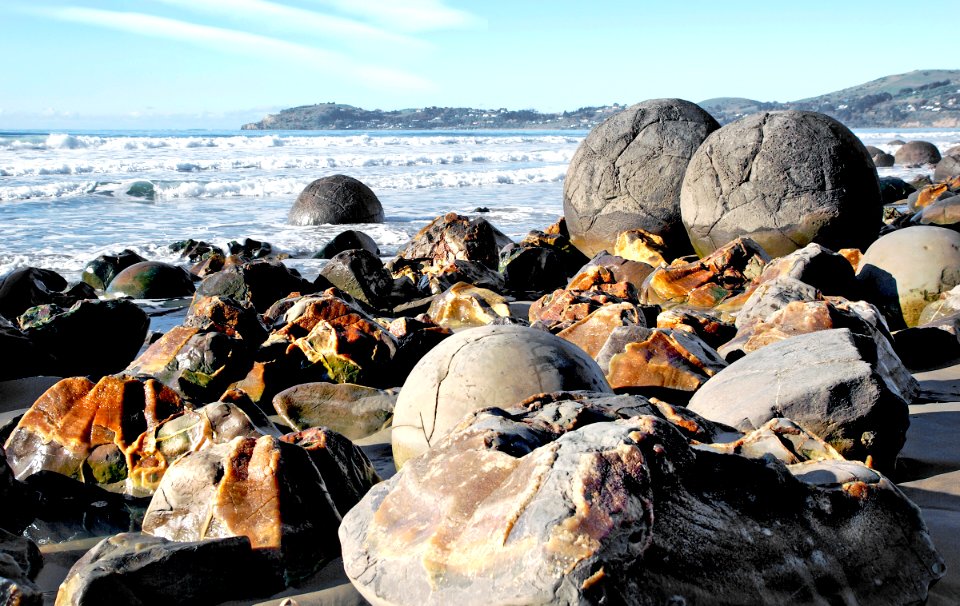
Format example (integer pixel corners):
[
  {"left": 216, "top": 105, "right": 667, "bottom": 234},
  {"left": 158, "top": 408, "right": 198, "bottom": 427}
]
[{"left": 241, "top": 69, "right": 960, "bottom": 130}]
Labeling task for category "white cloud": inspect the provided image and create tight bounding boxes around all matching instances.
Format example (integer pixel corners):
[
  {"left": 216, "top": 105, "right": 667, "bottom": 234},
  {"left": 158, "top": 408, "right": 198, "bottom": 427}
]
[
  {"left": 36, "top": 7, "right": 434, "bottom": 92},
  {"left": 147, "top": 0, "right": 427, "bottom": 49},
  {"left": 304, "top": 0, "right": 485, "bottom": 32}
]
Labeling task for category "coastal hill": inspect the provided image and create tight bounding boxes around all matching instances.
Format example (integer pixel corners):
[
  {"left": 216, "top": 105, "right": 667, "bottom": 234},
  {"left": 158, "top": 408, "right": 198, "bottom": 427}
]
[{"left": 242, "top": 69, "right": 960, "bottom": 130}]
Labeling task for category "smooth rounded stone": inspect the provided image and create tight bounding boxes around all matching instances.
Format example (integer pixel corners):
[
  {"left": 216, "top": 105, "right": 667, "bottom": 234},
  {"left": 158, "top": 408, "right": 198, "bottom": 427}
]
[
  {"left": 19, "top": 299, "right": 149, "bottom": 377},
  {"left": 141, "top": 435, "right": 342, "bottom": 581},
  {"left": 56, "top": 532, "right": 283, "bottom": 606},
  {"left": 342, "top": 394, "right": 944, "bottom": 606},
  {"left": 273, "top": 382, "right": 396, "bottom": 439},
  {"left": 126, "top": 325, "right": 252, "bottom": 404},
  {"left": 81, "top": 249, "right": 147, "bottom": 291},
  {"left": 387, "top": 316, "right": 452, "bottom": 385},
  {"left": 597, "top": 326, "right": 728, "bottom": 393},
  {"left": 888, "top": 139, "right": 906, "bottom": 146},
  {"left": 935, "top": 155, "right": 960, "bottom": 181},
  {"left": 194, "top": 260, "right": 317, "bottom": 313},
  {"left": 879, "top": 176, "right": 916, "bottom": 205},
  {"left": 84, "top": 443, "right": 127, "bottom": 484},
  {"left": 680, "top": 111, "right": 881, "bottom": 258},
  {"left": 391, "top": 325, "right": 612, "bottom": 468},
  {"left": 915, "top": 195, "right": 960, "bottom": 228},
  {"left": 688, "top": 328, "right": 911, "bottom": 471},
  {"left": 871, "top": 151, "right": 895, "bottom": 167},
  {"left": 288, "top": 174, "right": 384, "bottom": 226},
  {"left": 396, "top": 213, "right": 505, "bottom": 270},
  {"left": 105, "top": 261, "right": 195, "bottom": 299},
  {"left": 864, "top": 145, "right": 884, "bottom": 156},
  {"left": 319, "top": 248, "right": 393, "bottom": 310},
  {"left": 0, "top": 267, "right": 75, "bottom": 322},
  {"left": 279, "top": 426, "right": 381, "bottom": 517},
  {"left": 892, "top": 314, "right": 960, "bottom": 370},
  {"left": 563, "top": 98, "right": 720, "bottom": 258},
  {"left": 895, "top": 140, "right": 942, "bottom": 166},
  {"left": 315, "top": 229, "right": 380, "bottom": 259},
  {"left": 556, "top": 301, "right": 645, "bottom": 359},
  {"left": 857, "top": 225, "right": 960, "bottom": 328},
  {"left": 426, "top": 282, "right": 511, "bottom": 330},
  {"left": 754, "top": 241, "right": 858, "bottom": 298}
]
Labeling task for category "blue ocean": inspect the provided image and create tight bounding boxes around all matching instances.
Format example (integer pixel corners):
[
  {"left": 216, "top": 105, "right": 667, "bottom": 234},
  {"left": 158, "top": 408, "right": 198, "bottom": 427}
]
[{"left": 1, "top": 128, "right": 957, "bottom": 283}]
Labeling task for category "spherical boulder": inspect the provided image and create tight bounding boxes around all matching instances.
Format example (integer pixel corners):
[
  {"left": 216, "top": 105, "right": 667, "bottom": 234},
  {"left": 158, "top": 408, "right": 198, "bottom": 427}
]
[
  {"left": 894, "top": 141, "right": 942, "bottom": 166},
  {"left": 857, "top": 225, "right": 960, "bottom": 328},
  {"left": 680, "top": 110, "right": 881, "bottom": 259},
  {"left": 106, "top": 261, "right": 195, "bottom": 299},
  {"left": 871, "top": 151, "right": 895, "bottom": 168},
  {"left": 391, "top": 324, "right": 612, "bottom": 468},
  {"left": 563, "top": 99, "right": 720, "bottom": 258},
  {"left": 288, "top": 174, "right": 384, "bottom": 226}
]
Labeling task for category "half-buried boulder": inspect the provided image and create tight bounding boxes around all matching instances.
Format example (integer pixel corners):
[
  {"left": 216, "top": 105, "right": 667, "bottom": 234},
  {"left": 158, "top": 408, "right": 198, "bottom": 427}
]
[
  {"left": 288, "top": 174, "right": 384, "bottom": 225},
  {"left": 105, "top": 261, "right": 195, "bottom": 299}
]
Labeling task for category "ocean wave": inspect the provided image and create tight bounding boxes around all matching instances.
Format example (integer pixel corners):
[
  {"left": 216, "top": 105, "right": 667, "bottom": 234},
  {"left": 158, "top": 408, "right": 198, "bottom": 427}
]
[{"left": 0, "top": 149, "right": 574, "bottom": 177}]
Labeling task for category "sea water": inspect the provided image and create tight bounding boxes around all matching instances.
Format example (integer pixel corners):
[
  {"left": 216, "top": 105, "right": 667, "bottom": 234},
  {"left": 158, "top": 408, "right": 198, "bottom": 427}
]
[{"left": 1, "top": 128, "right": 958, "bottom": 283}]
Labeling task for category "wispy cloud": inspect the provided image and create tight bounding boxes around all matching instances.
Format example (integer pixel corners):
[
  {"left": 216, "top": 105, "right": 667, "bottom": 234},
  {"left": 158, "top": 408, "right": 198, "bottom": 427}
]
[
  {"left": 35, "top": 7, "right": 434, "bottom": 92},
  {"left": 147, "top": 0, "right": 427, "bottom": 50},
  {"left": 308, "top": 0, "right": 486, "bottom": 33}
]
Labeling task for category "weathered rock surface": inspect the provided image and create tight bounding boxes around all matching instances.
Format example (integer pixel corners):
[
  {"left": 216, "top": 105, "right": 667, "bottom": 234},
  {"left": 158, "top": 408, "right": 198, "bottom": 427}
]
[
  {"left": 935, "top": 155, "right": 960, "bottom": 181},
  {"left": 563, "top": 98, "right": 720, "bottom": 258},
  {"left": 315, "top": 229, "right": 381, "bottom": 259},
  {"left": 556, "top": 301, "right": 645, "bottom": 358},
  {"left": 56, "top": 533, "right": 282, "bottom": 606},
  {"left": 342, "top": 392, "right": 943, "bottom": 606},
  {"left": 688, "top": 328, "right": 911, "bottom": 470},
  {"left": 0, "top": 267, "right": 82, "bottom": 322},
  {"left": 391, "top": 325, "right": 611, "bottom": 468},
  {"left": 426, "top": 282, "right": 511, "bottom": 330},
  {"left": 680, "top": 110, "right": 881, "bottom": 258},
  {"left": 396, "top": 213, "right": 504, "bottom": 270},
  {"left": 0, "top": 528, "right": 42, "bottom": 606},
  {"left": 3, "top": 376, "right": 184, "bottom": 485},
  {"left": 141, "top": 435, "right": 343, "bottom": 581},
  {"left": 733, "top": 276, "right": 821, "bottom": 330},
  {"left": 319, "top": 248, "right": 394, "bottom": 310},
  {"left": 288, "top": 174, "right": 384, "bottom": 225},
  {"left": 273, "top": 382, "right": 396, "bottom": 439},
  {"left": 857, "top": 225, "right": 960, "bottom": 328},
  {"left": 183, "top": 294, "right": 268, "bottom": 346},
  {"left": 754, "top": 241, "right": 858, "bottom": 299},
  {"left": 597, "top": 326, "right": 728, "bottom": 393},
  {"left": 613, "top": 228, "right": 670, "bottom": 267},
  {"left": 105, "top": 261, "right": 195, "bottom": 299},
  {"left": 655, "top": 307, "right": 737, "bottom": 350}
]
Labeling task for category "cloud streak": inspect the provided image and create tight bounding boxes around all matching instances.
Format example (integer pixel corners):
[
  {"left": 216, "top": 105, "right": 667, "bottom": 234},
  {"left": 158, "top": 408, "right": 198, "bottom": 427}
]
[
  {"left": 147, "top": 0, "right": 427, "bottom": 50},
  {"left": 35, "top": 7, "right": 434, "bottom": 92},
  {"left": 306, "top": 0, "right": 486, "bottom": 33}
]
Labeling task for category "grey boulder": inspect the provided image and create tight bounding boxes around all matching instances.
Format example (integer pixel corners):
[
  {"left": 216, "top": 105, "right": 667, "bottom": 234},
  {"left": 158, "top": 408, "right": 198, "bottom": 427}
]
[{"left": 288, "top": 174, "right": 384, "bottom": 226}]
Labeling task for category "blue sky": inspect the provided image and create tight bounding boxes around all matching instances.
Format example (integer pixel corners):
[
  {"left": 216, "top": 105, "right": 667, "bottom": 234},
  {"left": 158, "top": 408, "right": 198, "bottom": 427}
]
[{"left": 0, "top": 0, "right": 953, "bottom": 129}]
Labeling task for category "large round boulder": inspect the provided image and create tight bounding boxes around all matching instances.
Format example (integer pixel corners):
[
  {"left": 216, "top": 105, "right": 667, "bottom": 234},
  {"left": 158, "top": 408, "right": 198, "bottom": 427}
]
[
  {"left": 391, "top": 324, "right": 611, "bottom": 468},
  {"left": 857, "top": 225, "right": 960, "bottom": 328},
  {"left": 288, "top": 174, "right": 384, "bottom": 226},
  {"left": 106, "top": 261, "right": 195, "bottom": 299},
  {"left": 894, "top": 141, "right": 942, "bottom": 166},
  {"left": 563, "top": 99, "right": 720, "bottom": 258},
  {"left": 679, "top": 110, "right": 881, "bottom": 259}
]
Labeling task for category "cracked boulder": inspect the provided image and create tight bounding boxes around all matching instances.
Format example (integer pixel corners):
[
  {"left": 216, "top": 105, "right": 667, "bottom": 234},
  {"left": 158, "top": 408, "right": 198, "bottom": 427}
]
[
  {"left": 141, "top": 434, "right": 343, "bottom": 582},
  {"left": 287, "top": 174, "right": 384, "bottom": 225},
  {"left": 688, "top": 328, "right": 911, "bottom": 471},
  {"left": 427, "top": 282, "right": 511, "bottom": 330},
  {"left": 341, "top": 393, "right": 943, "bottom": 606},
  {"left": 390, "top": 325, "right": 611, "bottom": 469},
  {"left": 319, "top": 248, "right": 394, "bottom": 310},
  {"left": 680, "top": 110, "right": 881, "bottom": 258},
  {"left": 396, "top": 212, "right": 506, "bottom": 270},
  {"left": 194, "top": 260, "right": 317, "bottom": 313},
  {"left": 563, "top": 98, "right": 720, "bottom": 258},
  {"left": 857, "top": 225, "right": 960, "bottom": 328},
  {"left": 3, "top": 375, "right": 185, "bottom": 487}
]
